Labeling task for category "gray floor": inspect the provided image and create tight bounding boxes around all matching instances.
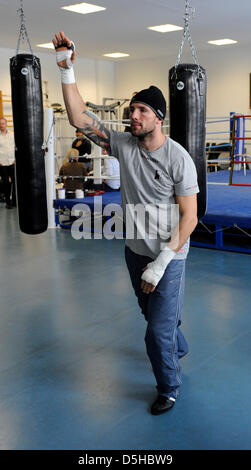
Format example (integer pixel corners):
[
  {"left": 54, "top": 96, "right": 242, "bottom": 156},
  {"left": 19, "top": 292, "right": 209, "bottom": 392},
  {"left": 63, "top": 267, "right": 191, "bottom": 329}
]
[{"left": 0, "top": 205, "right": 250, "bottom": 450}]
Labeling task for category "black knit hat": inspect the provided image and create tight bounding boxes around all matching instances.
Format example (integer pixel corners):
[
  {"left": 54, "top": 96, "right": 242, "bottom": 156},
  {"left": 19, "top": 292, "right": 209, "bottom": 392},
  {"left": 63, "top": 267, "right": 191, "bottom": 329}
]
[{"left": 130, "top": 85, "right": 166, "bottom": 120}]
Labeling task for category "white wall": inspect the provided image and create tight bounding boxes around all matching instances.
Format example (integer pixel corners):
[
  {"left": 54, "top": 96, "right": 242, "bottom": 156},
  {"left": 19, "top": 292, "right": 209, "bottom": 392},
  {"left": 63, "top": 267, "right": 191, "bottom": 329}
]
[
  {"left": 3, "top": 43, "right": 250, "bottom": 121},
  {"left": 0, "top": 46, "right": 115, "bottom": 115},
  {"left": 0, "top": 46, "right": 115, "bottom": 158},
  {"left": 114, "top": 44, "right": 251, "bottom": 118},
  {"left": 2, "top": 43, "right": 251, "bottom": 141}
]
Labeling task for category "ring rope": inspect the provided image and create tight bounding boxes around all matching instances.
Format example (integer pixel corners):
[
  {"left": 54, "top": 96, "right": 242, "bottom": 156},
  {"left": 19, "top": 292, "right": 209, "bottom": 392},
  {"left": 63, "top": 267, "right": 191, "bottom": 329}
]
[
  {"left": 206, "top": 120, "right": 230, "bottom": 124},
  {"left": 57, "top": 175, "right": 120, "bottom": 180},
  {"left": 55, "top": 154, "right": 118, "bottom": 160},
  {"left": 205, "top": 144, "right": 231, "bottom": 149},
  {"left": 206, "top": 131, "right": 231, "bottom": 135},
  {"left": 206, "top": 116, "right": 230, "bottom": 120},
  {"left": 207, "top": 159, "right": 251, "bottom": 164}
]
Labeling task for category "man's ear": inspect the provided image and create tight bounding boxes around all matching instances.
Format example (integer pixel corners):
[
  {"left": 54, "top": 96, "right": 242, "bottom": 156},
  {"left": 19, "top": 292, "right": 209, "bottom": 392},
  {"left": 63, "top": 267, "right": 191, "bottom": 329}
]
[{"left": 156, "top": 117, "right": 163, "bottom": 127}]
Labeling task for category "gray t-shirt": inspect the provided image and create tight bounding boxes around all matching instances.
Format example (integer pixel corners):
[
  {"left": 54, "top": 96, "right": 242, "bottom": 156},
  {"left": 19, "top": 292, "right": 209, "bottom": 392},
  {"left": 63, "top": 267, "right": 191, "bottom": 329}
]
[{"left": 110, "top": 131, "right": 199, "bottom": 260}]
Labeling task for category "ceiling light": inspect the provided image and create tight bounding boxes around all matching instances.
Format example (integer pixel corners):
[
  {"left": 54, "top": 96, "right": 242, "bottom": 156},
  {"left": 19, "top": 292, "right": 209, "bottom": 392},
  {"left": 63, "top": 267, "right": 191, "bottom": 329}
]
[
  {"left": 103, "top": 53, "right": 130, "bottom": 58},
  {"left": 148, "top": 24, "right": 183, "bottom": 33},
  {"left": 37, "top": 43, "right": 54, "bottom": 49},
  {"left": 62, "top": 3, "right": 106, "bottom": 15},
  {"left": 208, "top": 39, "right": 237, "bottom": 46}
]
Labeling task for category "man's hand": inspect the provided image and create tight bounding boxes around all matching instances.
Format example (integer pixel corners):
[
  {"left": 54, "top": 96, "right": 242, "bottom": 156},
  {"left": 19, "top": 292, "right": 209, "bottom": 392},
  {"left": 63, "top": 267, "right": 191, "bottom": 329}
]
[
  {"left": 52, "top": 32, "right": 111, "bottom": 152},
  {"left": 52, "top": 31, "right": 76, "bottom": 84},
  {"left": 141, "top": 266, "right": 156, "bottom": 294},
  {"left": 141, "top": 247, "right": 176, "bottom": 293}
]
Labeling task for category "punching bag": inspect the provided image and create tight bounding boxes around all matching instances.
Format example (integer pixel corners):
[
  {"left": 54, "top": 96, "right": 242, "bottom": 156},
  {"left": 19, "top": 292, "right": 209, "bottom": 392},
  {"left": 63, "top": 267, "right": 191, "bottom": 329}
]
[
  {"left": 10, "top": 54, "right": 48, "bottom": 234},
  {"left": 169, "top": 64, "right": 207, "bottom": 219}
]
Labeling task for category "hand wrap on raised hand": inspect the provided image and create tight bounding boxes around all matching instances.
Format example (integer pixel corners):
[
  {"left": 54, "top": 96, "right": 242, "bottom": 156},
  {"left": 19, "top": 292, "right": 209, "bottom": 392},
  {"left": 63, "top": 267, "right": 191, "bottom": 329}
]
[{"left": 55, "top": 41, "right": 75, "bottom": 84}]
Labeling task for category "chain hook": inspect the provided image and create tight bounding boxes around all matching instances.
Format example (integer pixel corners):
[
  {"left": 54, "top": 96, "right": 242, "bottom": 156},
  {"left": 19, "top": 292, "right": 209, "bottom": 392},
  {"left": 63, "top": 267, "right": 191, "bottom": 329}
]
[
  {"left": 16, "top": 0, "right": 33, "bottom": 56},
  {"left": 173, "top": 0, "right": 203, "bottom": 79}
]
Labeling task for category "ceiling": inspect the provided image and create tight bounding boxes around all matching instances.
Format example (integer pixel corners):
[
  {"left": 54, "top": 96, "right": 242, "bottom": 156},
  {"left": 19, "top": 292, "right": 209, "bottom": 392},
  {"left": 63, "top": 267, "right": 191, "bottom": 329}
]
[{"left": 0, "top": 0, "right": 251, "bottom": 62}]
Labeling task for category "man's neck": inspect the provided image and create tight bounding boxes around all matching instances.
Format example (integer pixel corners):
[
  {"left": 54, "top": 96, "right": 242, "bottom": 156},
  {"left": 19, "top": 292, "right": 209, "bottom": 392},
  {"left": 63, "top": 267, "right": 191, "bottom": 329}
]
[
  {"left": 0, "top": 129, "right": 8, "bottom": 135},
  {"left": 138, "top": 132, "right": 166, "bottom": 152}
]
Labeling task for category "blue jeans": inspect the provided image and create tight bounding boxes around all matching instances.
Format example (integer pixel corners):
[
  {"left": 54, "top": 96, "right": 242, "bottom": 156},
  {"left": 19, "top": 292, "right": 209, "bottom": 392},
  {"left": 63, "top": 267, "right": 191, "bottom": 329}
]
[{"left": 125, "top": 246, "right": 188, "bottom": 400}]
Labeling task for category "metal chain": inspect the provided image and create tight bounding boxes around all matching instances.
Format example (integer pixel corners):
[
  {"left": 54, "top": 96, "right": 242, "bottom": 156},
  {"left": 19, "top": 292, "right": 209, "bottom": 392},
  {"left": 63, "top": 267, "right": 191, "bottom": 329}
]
[
  {"left": 199, "top": 221, "right": 251, "bottom": 239},
  {"left": 199, "top": 221, "right": 232, "bottom": 234},
  {"left": 16, "top": 0, "right": 33, "bottom": 56},
  {"left": 234, "top": 224, "right": 251, "bottom": 239},
  {"left": 43, "top": 118, "right": 56, "bottom": 150},
  {"left": 174, "top": 0, "right": 203, "bottom": 76}
]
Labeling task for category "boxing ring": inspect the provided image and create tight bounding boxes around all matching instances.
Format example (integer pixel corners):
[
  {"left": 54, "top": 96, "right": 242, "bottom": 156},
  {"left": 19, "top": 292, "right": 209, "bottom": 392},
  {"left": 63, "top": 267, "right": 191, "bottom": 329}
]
[
  {"left": 191, "top": 113, "right": 251, "bottom": 253},
  {"left": 54, "top": 177, "right": 251, "bottom": 253},
  {"left": 52, "top": 111, "right": 251, "bottom": 254},
  {"left": 191, "top": 170, "right": 251, "bottom": 253}
]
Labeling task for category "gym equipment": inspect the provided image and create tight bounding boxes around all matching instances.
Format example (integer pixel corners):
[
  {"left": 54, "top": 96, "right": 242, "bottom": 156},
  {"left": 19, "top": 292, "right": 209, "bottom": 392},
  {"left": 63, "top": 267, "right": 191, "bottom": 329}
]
[
  {"left": 169, "top": 64, "right": 207, "bottom": 219},
  {"left": 10, "top": 1, "right": 47, "bottom": 234},
  {"left": 169, "top": 0, "right": 207, "bottom": 219}
]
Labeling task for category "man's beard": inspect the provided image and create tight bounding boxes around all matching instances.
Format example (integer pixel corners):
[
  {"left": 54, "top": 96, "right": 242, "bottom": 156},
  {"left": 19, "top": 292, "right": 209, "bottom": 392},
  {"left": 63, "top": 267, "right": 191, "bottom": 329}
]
[{"left": 131, "top": 125, "right": 155, "bottom": 140}]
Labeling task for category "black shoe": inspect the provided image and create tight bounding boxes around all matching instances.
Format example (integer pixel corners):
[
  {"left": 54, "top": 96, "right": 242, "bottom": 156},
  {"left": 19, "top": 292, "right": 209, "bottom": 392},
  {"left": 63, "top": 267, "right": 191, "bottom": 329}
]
[
  {"left": 6, "top": 203, "right": 14, "bottom": 209},
  {"left": 151, "top": 395, "right": 175, "bottom": 415}
]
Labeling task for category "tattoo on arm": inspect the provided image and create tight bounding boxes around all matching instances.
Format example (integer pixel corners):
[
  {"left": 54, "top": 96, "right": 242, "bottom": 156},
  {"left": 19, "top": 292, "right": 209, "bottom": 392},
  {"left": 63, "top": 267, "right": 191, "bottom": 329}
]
[{"left": 78, "top": 111, "right": 111, "bottom": 151}]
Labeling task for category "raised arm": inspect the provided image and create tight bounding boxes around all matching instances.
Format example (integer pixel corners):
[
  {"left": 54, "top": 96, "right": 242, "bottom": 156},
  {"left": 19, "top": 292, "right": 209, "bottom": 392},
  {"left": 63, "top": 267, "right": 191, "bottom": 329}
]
[{"left": 52, "top": 31, "right": 111, "bottom": 152}]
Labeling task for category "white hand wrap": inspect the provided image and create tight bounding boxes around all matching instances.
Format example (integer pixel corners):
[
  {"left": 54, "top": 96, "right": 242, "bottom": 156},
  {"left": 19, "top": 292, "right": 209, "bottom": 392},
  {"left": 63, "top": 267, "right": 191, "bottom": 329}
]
[
  {"left": 56, "top": 42, "right": 75, "bottom": 84},
  {"left": 141, "top": 247, "right": 176, "bottom": 287}
]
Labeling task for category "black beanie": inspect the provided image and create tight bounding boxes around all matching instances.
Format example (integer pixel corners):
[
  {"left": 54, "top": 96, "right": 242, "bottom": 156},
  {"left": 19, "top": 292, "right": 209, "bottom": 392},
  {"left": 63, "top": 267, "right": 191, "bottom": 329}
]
[{"left": 130, "top": 85, "right": 166, "bottom": 120}]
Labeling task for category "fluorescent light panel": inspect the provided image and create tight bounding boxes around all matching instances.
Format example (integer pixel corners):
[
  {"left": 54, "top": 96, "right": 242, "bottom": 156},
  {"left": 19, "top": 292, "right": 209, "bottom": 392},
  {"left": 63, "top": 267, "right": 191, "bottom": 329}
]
[
  {"left": 62, "top": 3, "right": 106, "bottom": 14},
  {"left": 37, "top": 43, "right": 54, "bottom": 49},
  {"left": 208, "top": 38, "right": 237, "bottom": 46},
  {"left": 148, "top": 24, "right": 183, "bottom": 33},
  {"left": 103, "top": 53, "right": 130, "bottom": 58}
]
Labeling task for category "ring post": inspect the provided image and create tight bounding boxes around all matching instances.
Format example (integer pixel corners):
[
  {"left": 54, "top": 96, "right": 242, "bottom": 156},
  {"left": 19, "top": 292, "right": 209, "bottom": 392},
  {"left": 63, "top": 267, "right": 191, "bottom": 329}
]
[
  {"left": 229, "top": 115, "right": 236, "bottom": 185},
  {"left": 44, "top": 107, "right": 56, "bottom": 228}
]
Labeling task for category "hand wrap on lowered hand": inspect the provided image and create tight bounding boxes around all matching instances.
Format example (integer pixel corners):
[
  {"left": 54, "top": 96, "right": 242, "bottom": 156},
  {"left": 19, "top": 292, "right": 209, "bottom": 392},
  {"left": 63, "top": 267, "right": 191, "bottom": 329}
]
[{"left": 141, "top": 247, "right": 176, "bottom": 288}]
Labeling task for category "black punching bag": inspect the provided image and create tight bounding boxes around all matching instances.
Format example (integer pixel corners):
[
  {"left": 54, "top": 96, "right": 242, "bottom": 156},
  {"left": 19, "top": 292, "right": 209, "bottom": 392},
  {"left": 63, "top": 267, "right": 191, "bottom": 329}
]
[
  {"left": 10, "top": 54, "right": 48, "bottom": 234},
  {"left": 169, "top": 64, "right": 207, "bottom": 219}
]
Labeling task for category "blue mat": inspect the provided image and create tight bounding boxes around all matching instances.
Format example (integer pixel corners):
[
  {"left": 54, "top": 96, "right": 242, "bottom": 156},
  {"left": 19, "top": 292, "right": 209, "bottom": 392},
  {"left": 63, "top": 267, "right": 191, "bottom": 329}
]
[
  {"left": 207, "top": 168, "right": 251, "bottom": 185},
  {"left": 54, "top": 191, "right": 121, "bottom": 213},
  {"left": 54, "top": 172, "right": 251, "bottom": 231},
  {"left": 205, "top": 170, "right": 251, "bottom": 227},
  {"left": 55, "top": 175, "right": 251, "bottom": 228}
]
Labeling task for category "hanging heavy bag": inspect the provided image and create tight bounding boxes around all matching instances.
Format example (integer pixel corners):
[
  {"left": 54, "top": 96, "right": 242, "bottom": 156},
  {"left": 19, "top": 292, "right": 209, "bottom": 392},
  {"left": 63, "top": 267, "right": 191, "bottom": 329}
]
[
  {"left": 10, "top": 53, "right": 48, "bottom": 234},
  {"left": 169, "top": 64, "right": 207, "bottom": 219}
]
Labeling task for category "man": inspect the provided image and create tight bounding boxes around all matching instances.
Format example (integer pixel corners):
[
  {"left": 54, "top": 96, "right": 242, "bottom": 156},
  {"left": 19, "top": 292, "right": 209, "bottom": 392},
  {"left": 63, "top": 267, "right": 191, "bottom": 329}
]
[
  {"left": 72, "top": 129, "right": 92, "bottom": 171},
  {"left": 59, "top": 148, "right": 87, "bottom": 198},
  {"left": 0, "top": 117, "right": 16, "bottom": 209},
  {"left": 53, "top": 32, "right": 199, "bottom": 415}
]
